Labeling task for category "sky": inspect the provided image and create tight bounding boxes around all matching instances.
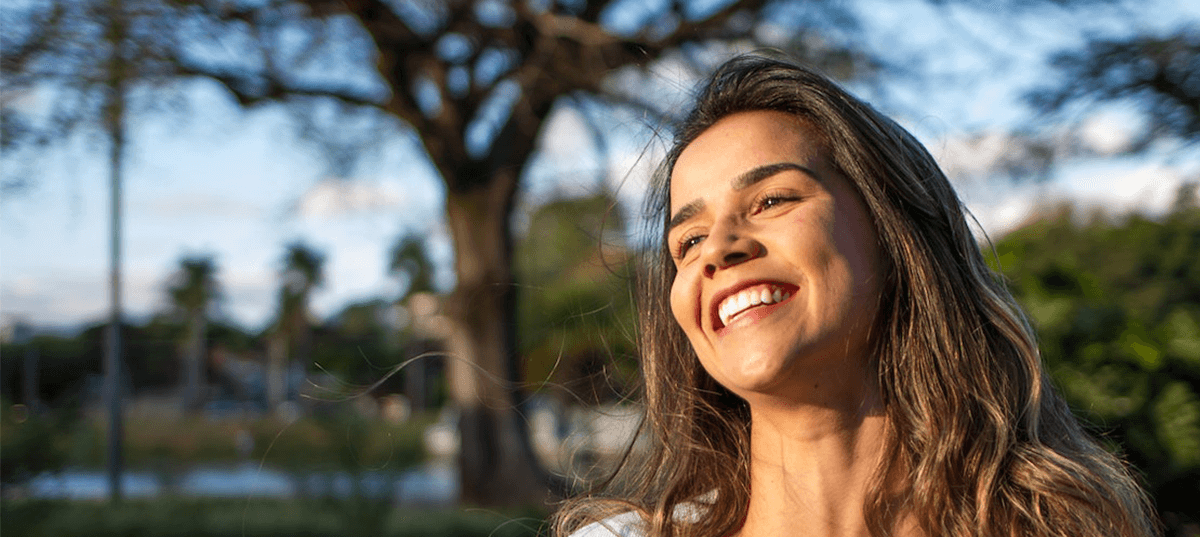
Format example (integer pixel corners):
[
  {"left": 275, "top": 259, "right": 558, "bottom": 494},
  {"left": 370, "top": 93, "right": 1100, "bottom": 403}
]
[{"left": 2, "top": 0, "right": 1198, "bottom": 335}]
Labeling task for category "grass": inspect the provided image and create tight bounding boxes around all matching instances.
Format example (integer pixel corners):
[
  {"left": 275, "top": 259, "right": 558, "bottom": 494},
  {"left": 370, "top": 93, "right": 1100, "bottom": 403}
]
[{"left": 1, "top": 498, "right": 547, "bottom": 537}]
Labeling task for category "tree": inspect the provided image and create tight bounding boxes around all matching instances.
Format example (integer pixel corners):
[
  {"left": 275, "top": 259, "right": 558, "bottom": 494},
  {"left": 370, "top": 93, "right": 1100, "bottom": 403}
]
[
  {"left": 515, "top": 191, "right": 637, "bottom": 405},
  {"left": 166, "top": 255, "right": 219, "bottom": 411},
  {"left": 389, "top": 233, "right": 435, "bottom": 299},
  {"left": 268, "top": 241, "right": 325, "bottom": 408},
  {"left": 1, "top": 0, "right": 190, "bottom": 502},
  {"left": 990, "top": 186, "right": 1200, "bottom": 535},
  {"left": 1026, "top": 24, "right": 1200, "bottom": 150}
]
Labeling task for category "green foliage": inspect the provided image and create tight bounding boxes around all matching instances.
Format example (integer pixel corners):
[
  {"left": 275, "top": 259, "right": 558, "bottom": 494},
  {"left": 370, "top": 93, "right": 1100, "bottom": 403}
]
[
  {"left": 208, "top": 321, "right": 257, "bottom": 353},
  {"left": 0, "top": 318, "right": 266, "bottom": 406},
  {"left": 0, "top": 399, "right": 76, "bottom": 484},
  {"left": 0, "top": 333, "right": 96, "bottom": 405},
  {"left": 988, "top": 185, "right": 1200, "bottom": 528},
  {"left": 1, "top": 499, "right": 546, "bottom": 537},
  {"left": 276, "top": 241, "right": 326, "bottom": 335},
  {"left": 168, "top": 255, "right": 219, "bottom": 315},
  {"left": 310, "top": 300, "right": 407, "bottom": 384},
  {"left": 515, "top": 193, "right": 638, "bottom": 403},
  {"left": 389, "top": 235, "right": 435, "bottom": 298}
]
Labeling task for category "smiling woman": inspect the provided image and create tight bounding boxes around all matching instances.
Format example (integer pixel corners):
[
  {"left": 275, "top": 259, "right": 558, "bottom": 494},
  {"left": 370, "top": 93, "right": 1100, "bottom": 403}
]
[{"left": 552, "top": 55, "right": 1159, "bottom": 537}]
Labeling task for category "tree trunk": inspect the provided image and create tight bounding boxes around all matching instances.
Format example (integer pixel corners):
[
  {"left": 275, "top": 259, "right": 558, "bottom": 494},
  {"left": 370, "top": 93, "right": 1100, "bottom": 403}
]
[
  {"left": 22, "top": 342, "right": 41, "bottom": 413},
  {"left": 183, "top": 313, "right": 207, "bottom": 411},
  {"left": 443, "top": 168, "right": 558, "bottom": 507},
  {"left": 267, "top": 333, "right": 288, "bottom": 409}
]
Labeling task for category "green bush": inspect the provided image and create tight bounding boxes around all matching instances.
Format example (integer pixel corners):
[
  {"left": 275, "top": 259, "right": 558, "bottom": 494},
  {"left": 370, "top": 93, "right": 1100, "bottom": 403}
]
[
  {"left": 0, "top": 399, "right": 76, "bottom": 484},
  {"left": 30, "top": 412, "right": 432, "bottom": 473}
]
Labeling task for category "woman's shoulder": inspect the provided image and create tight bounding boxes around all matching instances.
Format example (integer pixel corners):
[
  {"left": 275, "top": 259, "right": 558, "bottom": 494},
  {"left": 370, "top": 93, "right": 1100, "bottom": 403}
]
[{"left": 567, "top": 511, "right": 646, "bottom": 537}]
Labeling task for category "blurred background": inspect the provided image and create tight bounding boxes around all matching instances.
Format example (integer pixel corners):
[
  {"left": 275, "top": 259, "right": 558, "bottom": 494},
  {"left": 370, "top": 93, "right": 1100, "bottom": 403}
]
[{"left": 1, "top": 0, "right": 1197, "bottom": 535}]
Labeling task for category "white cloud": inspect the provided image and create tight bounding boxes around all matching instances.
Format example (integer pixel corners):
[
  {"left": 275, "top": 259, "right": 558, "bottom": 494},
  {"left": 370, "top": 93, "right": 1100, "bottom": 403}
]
[
  {"left": 934, "top": 131, "right": 1014, "bottom": 179},
  {"left": 0, "top": 267, "right": 164, "bottom": 329},
  {"left": 932, "top": 130, "right": 1068, "bottom": 184},
  {"left": 959, "top": 160, "right": 1197, "bottom": 237},
  {"left": 147, "top": 193, "right": 262, "bottom": 219},
  {"left": 297, "top": 178, "right": 409, "bottom": 219},
  {"left": 1078, "top": 109, "right": 1143, "bottom": 156},
  {"left": 539, "top": 106, "right": 594, "bottom": 160},
  {"left": 1059, "top": 161, "right": 1192, "bottom": 216}
]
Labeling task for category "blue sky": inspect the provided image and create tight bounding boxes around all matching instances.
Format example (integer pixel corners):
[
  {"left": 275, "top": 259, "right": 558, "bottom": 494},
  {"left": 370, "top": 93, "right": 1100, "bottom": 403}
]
[{"left": 2, "top": 0, "right": 1197, "bottom": 334}]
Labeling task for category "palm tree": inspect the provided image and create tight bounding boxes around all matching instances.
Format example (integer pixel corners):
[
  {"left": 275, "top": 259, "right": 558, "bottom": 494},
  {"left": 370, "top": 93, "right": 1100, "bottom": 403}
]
[
  {"left": 167, "top": 255, "right": 218, "bottom": 411},
  {"left": 267, "top": 241, "right": 324, "bottom": 409},
  {"left": 389, "top": 234, "right": 434, "bottom": 300},
  {"left": 388, "top": 233, "right": 439, "bottom": 412}
]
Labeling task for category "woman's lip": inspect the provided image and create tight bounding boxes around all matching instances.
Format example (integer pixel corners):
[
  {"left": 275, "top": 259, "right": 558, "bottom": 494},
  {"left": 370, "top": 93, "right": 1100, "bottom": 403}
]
[{"left": 709, "top": 280, "right": 799, "bottom": 331}]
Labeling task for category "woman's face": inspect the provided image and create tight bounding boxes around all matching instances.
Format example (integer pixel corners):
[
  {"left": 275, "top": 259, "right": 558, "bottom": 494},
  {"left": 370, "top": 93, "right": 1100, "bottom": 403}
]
[{"left": 667, "top": 111, "right": 883, "bottom": 403}]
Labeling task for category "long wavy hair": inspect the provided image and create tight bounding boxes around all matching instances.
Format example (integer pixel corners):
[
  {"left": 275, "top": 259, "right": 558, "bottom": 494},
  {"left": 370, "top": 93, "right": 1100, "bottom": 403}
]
[{"left": 553, "top": 54, "right": 1158, "bottom": 537}]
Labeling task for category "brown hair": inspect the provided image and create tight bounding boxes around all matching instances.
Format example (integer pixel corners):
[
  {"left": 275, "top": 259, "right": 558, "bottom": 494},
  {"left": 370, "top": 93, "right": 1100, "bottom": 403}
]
[{"left": 553, "top": 54, "right": 1159, "bottom": 537}]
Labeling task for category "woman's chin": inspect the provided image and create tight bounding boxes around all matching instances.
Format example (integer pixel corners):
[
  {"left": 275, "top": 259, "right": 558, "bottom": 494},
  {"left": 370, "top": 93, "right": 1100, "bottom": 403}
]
[{"left": 715, "top": 357, "right": 796, "bottom": 396}]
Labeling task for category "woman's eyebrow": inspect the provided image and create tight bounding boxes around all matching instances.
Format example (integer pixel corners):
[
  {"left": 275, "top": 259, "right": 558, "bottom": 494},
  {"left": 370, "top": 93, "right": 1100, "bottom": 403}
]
[
  {"left": 669, "top": 162, "right": 815, "bottom": 233},
  {"left": 731, "top": 162, "right": 815, "bottom": 190},
  {"left": 668, "top": 200, "right": 704, "bottom": 234}
]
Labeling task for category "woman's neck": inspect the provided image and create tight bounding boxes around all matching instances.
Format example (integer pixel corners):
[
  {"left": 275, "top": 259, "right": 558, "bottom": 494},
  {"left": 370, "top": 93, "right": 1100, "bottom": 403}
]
[{"left": 733, "top": 393, "right": 902, "bottom": 537}]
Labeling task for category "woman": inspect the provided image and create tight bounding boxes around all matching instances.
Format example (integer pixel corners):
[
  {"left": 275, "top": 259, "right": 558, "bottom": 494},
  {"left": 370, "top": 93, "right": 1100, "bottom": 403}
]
[{"left": 553, "top": 55, "right": 1159, "bottom": 537}]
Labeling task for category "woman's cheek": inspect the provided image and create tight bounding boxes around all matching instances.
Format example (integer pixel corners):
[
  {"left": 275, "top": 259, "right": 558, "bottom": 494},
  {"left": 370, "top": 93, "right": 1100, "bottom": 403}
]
[{"left": 669, "top": 269, "right": 702, "bottom": 333}]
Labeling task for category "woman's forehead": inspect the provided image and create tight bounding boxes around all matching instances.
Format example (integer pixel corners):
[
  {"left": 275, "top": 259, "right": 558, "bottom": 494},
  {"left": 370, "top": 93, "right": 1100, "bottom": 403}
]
[{"left": 669, "top": 111, "right": 826, "bottom": 208}]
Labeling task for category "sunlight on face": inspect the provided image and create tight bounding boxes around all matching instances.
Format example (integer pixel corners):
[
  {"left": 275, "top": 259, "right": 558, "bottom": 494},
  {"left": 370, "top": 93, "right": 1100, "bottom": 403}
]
[{"left": 667, "top": 111, "right": 884, "bottom": 406}]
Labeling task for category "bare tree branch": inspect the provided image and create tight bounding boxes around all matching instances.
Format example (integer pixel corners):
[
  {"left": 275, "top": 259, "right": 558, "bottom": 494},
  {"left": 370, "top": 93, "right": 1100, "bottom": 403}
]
[
  {"left": 1027, "top": 25, "right": 1200, "bottom": 145},
  {"left": 174, "top": 56, "right": 387, "bottom": 111}
]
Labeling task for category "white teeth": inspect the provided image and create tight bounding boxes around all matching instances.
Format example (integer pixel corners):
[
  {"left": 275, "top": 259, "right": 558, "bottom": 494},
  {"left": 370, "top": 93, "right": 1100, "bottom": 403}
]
[{"left": 717, "top": 285, "right": 790, "bottom": 326}]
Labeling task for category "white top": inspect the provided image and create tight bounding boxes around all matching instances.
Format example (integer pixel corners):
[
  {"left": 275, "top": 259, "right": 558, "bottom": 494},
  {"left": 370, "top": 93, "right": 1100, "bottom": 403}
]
[
  {"left": 566, "top": 500, "right": 710, "bottom": 537},
  {"left": 568, "top": 511, "right": 646, "bottom": 537}
]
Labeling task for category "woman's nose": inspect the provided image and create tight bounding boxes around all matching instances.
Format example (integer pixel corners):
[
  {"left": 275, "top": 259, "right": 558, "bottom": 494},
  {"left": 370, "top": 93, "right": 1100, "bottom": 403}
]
[{"left": 702, "top": 231, "right": 764, "bottom": 278}]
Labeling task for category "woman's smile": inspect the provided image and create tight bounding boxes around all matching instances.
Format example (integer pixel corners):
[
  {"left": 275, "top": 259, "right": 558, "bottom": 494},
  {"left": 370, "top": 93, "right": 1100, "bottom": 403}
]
[
  {"left": 667, "top": 110, "right": 883, "bottom": 398},
  {"left": 711, "top": 281, "right": 796, "bottom": 331}
]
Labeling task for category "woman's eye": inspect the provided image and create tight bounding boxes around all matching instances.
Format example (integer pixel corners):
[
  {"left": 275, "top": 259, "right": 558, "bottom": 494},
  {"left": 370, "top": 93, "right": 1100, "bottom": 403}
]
[
  {"left": 753, "top": 194, "right": 798, "bottom": 214},
  {"left": 676, "top": 234, "right": 705, "bottom": 258}
]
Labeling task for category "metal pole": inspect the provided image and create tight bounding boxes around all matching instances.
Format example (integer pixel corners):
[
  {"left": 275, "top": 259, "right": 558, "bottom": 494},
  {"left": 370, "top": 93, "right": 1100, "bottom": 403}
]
[
  {"left": 105, "top": 98, "right": 125, "bottom": 502},
  {"left": 104, "top": 0, "right": 127, "bottom": 498}
]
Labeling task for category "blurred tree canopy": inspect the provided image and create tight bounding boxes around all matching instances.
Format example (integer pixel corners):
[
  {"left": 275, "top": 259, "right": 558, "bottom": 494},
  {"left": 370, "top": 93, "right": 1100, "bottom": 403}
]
[
  {"left": 309, "top": 299, "right": 403, "bottom": 388},
  {"left": 515, "top": 192, "right": 637, "bottom": 405},
  {"left": 1027, "top": 24, "right": 1199, "bottom": 151},
  {"left": 390, "top": 234, "right": 436, "bottom": 299},
  {"left": 267, "top": 241, "right": 326, "bottom": 406},
  {"left": 990, "top": 184, "right": 1200, "bottom": 532},
  {"left": 167, "top": 255, "right": 220, "bottom": 411}
]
